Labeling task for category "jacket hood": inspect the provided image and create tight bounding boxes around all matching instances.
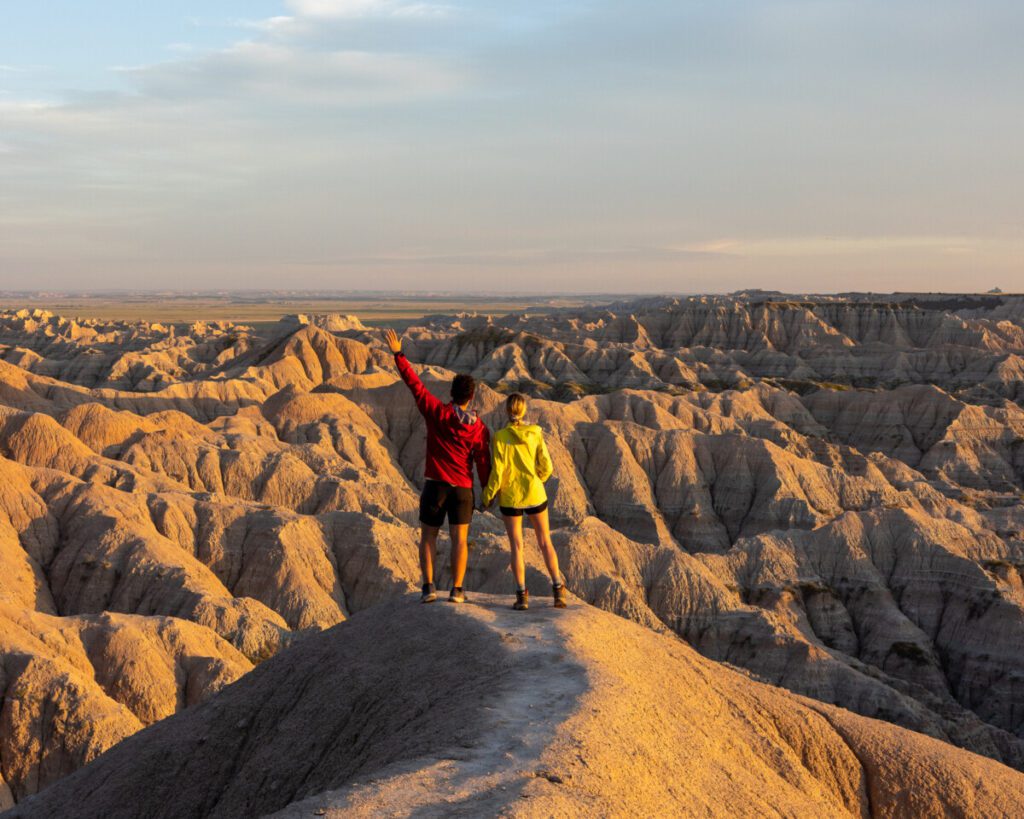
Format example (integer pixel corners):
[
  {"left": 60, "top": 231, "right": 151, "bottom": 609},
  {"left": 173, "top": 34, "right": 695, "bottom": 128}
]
[
  {"left": 503, "top": 422, "right": 542, "bottom": 443},
  {"left": 446, "top": 404, "right": 482, "bottom": 438}
]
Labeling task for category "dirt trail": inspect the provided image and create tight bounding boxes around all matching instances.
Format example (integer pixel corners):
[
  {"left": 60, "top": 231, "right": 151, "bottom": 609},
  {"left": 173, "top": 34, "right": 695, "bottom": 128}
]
[{"left": 273, "top": 595, "right": 587, "bottom": 818}]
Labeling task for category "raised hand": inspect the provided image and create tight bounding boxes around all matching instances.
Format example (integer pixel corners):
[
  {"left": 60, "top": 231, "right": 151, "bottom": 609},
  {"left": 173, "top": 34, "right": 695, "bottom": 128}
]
[{"left": 383, "top": 328, "right": 402, "bottom": 354}]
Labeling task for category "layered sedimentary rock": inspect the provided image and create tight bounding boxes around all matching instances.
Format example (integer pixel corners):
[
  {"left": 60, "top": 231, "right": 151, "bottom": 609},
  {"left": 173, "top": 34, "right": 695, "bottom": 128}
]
[
  {"left": 0, "top": 605, "right": 251, "bottom": 807},
  {"left": 0, "top": 293, "right": 1023, "bottom": 809},
  {"left": 357, "top": 294, "right": 1024, "bottom": 399}
]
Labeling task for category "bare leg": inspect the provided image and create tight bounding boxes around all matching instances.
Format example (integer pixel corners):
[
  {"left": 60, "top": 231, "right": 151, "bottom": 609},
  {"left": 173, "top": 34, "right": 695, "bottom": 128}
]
[
  {"left": 504, "top": 515, "right": 526, "bottom": 588},
  {"left": 449, "top": 523, "right": 470, "bottom": 588},
  {"left": 528, "top": 508, "right": 562, "bottom": 584},
  {"left": 419, "top": 525, "right": 439, "bottom": 585}
]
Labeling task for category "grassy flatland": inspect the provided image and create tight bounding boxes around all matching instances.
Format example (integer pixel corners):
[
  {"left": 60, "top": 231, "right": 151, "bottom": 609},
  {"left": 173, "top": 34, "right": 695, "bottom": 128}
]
[{"left": 0, "top": 294, "right": 595, "bottom": 328}]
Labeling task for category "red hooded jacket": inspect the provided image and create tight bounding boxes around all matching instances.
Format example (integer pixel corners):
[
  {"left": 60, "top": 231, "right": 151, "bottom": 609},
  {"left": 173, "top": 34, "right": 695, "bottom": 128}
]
[{"left": 395, "top": 352, "right": 491, "bottom": 489}]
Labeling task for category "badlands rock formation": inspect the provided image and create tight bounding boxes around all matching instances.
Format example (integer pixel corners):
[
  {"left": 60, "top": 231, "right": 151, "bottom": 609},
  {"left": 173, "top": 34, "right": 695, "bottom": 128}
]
[
  {"left": 373, "top": 294, "right": 1024, "bottom": 399},
  {"left": 10, "top": 598, "right": 1024, "bottom": 819},
  {"left": 0, "top": 293, "right": 1022, "bottom": 812}
]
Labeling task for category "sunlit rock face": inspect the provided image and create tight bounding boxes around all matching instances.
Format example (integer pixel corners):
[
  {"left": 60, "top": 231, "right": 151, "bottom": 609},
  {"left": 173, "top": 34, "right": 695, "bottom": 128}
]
[
  {"left": 0, "top": 292, "right": 1023, "bottom": 807},
  {"left": 11, "top": 598, "right": 1024, "bottom": 819}
]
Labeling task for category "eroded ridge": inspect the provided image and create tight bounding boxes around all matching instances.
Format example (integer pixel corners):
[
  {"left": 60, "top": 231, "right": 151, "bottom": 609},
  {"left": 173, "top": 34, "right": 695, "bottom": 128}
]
[
  {"left": 10, "top": 596, "right": 1024, "bottom": 819},
  {"left": 1, "top": 294, "right": 1023, "bottom": 808}
]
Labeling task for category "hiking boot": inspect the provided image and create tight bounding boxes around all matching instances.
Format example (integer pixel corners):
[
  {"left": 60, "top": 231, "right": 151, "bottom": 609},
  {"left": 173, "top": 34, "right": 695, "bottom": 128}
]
[
  {"left": 552, "top": 582, "right": 567, "bottom": 608},
  {"left": 420, "top": 583, "right": 437, "bottom": 604},
  {"left": 513, "top": 589, "right": 529, "bottom": 611},
  {"left": 449, "top": 586, "right": 466, "bottom": 604}
]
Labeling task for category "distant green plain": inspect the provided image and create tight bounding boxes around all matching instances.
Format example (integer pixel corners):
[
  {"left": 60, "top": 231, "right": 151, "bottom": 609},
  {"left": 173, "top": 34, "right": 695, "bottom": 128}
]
[{"left": 0, "top": 295, "right": 597, "bottom": 330}]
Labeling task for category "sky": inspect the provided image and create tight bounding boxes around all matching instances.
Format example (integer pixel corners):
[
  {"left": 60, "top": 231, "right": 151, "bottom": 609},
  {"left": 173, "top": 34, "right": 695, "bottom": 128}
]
[{"left": 1, "top": 0, "right": 1022, "bottom": 294}]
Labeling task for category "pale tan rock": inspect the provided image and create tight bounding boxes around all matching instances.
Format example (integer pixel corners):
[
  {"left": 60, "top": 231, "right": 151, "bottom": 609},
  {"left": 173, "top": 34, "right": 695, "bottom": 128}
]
[
  {"left": 0, "top": 604, "right": 250, "bottom": 802},
  {"left": 804, "top": 383, "right": 1024, "bottom": 490},
  {"left": 1, "top": 297, "right": 1024, "bottom": 808},
  {"left": 12, "top": 598, "right": 1024, "bottom": 819}
]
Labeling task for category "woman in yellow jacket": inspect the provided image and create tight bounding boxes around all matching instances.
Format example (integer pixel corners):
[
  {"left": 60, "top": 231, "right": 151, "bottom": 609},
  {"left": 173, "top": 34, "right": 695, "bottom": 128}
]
[{"left": 482, "top": 393, "right": 566, "bottom": 610}]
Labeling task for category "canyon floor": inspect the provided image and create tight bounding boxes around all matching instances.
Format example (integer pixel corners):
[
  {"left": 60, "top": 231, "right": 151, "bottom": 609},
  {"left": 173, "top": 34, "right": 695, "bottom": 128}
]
[{"left": 1, "top": 291, "right": 1024, "bottom": 816}]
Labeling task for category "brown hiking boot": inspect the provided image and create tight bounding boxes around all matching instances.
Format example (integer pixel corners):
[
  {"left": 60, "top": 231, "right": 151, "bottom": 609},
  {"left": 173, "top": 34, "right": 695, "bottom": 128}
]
[
  {"left": 513, "top": 589, "right": 529, "bottom": 610},
  {"left": 553, "top": 583, "right": 567, "bottom": 608}
]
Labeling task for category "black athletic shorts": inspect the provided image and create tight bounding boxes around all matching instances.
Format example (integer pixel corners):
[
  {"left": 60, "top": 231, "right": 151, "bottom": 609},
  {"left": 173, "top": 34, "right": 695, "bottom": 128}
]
[
  {"left": 420, "top": 480, "right": 475, "bottom": 527},
  {"left": 499, "top": 500, "right": 548, "bottom": 517}
]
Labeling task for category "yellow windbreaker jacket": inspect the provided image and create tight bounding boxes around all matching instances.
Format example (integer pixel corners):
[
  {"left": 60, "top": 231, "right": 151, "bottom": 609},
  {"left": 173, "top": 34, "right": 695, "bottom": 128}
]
[{"left": 481, "top": 423, "right": 553, "bottom": 509}]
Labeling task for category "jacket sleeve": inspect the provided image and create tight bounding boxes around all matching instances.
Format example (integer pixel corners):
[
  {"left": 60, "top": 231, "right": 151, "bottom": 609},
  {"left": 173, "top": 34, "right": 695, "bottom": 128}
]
[
  {"left": 482, "top": 436, "right": 505, "bottom": 507},
  {"left": 394, "top": 352, "right": 443, "bottom": 421},
  {"left": 475, "top": 424, "right": 492, "bottom": 490},
  {"left": 536, "top": 432, "right": 553, "bottom": 483}
]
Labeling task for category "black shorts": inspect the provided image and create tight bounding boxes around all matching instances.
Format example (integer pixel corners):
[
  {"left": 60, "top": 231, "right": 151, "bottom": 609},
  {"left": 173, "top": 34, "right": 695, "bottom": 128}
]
[
  {"left": 499, "top": 500, "right": 548, "bottom": 517},
  {"left": 420, "top": 480, "right": 475, "bottom": 527}
]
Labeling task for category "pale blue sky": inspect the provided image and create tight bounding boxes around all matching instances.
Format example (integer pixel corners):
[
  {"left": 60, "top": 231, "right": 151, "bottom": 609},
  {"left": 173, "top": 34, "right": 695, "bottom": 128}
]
[{"left": 1, "top": 1, "right": 1022, "bottom": 293}]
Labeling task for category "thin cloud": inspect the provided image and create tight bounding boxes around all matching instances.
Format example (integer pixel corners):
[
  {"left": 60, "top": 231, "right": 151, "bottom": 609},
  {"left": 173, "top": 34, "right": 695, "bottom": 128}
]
[
  {"left": 721, "top": 236, "right": 993, "bottom": 258},
  {"left": 297, "top": 245, "right": 721, "bottom": 267},
  {"left": 0, "top": 64, "right": 51, "bottom": 74},
  {"left": 286, "top": 0, "right": 453, "bottom": 19},
  {"left": 116, "top": 42, "right": 463, "bottom": 107},
  {"left": 240, "top": 16, "right": 296, "bottom": 32}
]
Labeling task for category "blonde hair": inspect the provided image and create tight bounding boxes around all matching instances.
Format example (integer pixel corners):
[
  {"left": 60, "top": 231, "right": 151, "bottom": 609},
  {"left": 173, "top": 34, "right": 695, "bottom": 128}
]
[{"left": 506, "top": 392, "right": 527, "bottom": 423}]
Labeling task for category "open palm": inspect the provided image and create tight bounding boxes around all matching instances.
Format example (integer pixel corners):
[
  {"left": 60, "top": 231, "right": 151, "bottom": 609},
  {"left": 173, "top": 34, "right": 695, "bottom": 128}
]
[{"left": 383, "top": 328, "right": 402, "bottom": 354}]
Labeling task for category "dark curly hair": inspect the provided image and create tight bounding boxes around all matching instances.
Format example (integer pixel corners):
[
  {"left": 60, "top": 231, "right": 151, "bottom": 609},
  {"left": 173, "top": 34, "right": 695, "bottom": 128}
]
[{"left": 451, "top": 373, "right": 476, "bottom": 405}]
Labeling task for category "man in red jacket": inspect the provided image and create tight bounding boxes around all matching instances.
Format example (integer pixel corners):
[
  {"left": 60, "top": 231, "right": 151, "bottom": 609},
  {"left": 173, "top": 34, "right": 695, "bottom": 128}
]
[{"left": 384, "top": 328, "right": 491, "bottom": 604}]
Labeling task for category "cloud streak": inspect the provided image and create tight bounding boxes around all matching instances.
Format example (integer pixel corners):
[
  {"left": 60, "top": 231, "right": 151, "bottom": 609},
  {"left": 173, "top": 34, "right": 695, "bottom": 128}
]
[
  {"left": 286, "top": 0, "right": 453, "bottom": 19},
  {"left": 119, "top": 42, "right": 462, "bottom": 106}
]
